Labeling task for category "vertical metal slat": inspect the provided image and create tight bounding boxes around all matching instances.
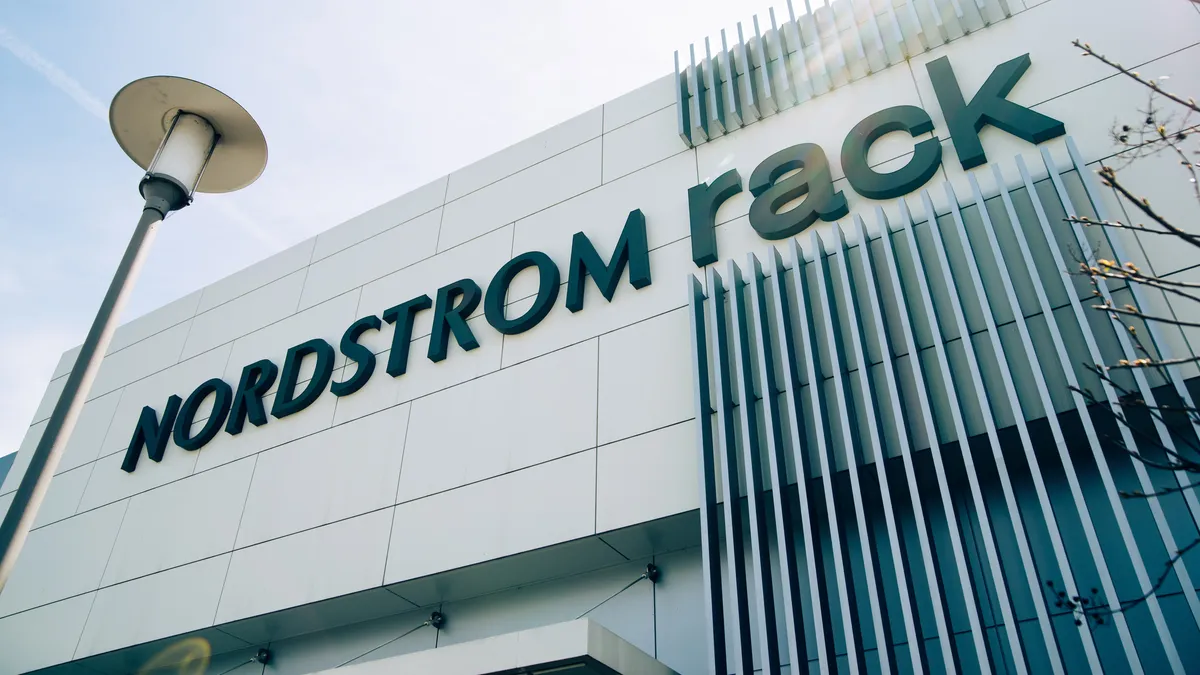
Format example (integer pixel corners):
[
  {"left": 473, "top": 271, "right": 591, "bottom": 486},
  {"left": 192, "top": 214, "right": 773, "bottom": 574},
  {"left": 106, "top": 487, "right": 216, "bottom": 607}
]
[
  {"left": 673, "top": 50, "right": 692, "bottom": 147},
  {"left": 903, "top": 0, "right": 929, "bottom": 49},
  {"left": 789, "top": 0, "right": 830, "bottom": 97},
  {"left": 801, "top": 0, "right": 834, "bottom": 91},
  {"left": 746, "top": 254, "right": 810, "bottom": 670},
  {"left": 707, "top": 267, "right": 756, "bottom": 675},
  {"left": 842, "top": 215, "right": 928, "bottom": 674},
  {"left": 1045, "top": 148, "right": 1200, "bottom": 617},
  {"left": 894, "top": 196, "right": 993, "bottom": 673},
  {"left": 854, "top": 0, "right": 889, "bottom": 67},
  {"left": 813, "top": 228, "right": 893, "bottom": 673},
  {"left": 687, "top": 275, "right": 727, "bottom": 675},
  {"left": 1016, "top": 154, "right": 1172, "bottom": 673},
  {"left": 840, "top": 0, "right": 873, "bottom": 75},
  {"left": 940, "top": 180, "right": 1067, "bottom": 673},
  {"left": 786, "top": 237, "right": 865, "bottom": 675},
  {"left": 964, "top": 171, "right": 1103, "bottom": 672},
  {"left": 973, "top": 0, "right": 991, "bottom": 26},
  {"left": 718, "top": 30, "right": 744, "bottom": 131},
  {"left": 688, "top": 44, "right": 709, "bottom": 144},
  {"left": 703, "top": 38, "right": 726, "bottom": 137},
  {"left": 987, "top": 162, "right": 1140, "bottom": 673},
  {"left": 726, "top": 260, "right": 783, "bottom": 673},
  {"left": 769, "top": 247, "right": 837, "bottom": 670},
  {"left": 881, "top": 0, "right": 909, "bottom": 59},
  {"left": 914, "top": 187, "right": 1028, "bottom": 673},
  {"left": 751, "top": 16, "right": 778, "bottom": 117},
  {"left": 768, "top": 8, "right": 798, "bottom": 108},
  {"left": 813, "top": 2, "right": 849, "bottom": 82},
  {"left": 1066, "top": 137, "right": 1200, "bottom": 538},
  {"left": 776, "top": 7, "right": 811, "bottom": 105},
  {"left": 1040, "top": 150, "right": 1197, "bottom": 672},
  {"left": 922, "top": 0, "right": 949, "bottom": 43},
  {"left": 856, "top": 211, "right": 956, "bottom": 673},
  {"left": 735, "top": 22, "right": 762, "bottom": 123}
]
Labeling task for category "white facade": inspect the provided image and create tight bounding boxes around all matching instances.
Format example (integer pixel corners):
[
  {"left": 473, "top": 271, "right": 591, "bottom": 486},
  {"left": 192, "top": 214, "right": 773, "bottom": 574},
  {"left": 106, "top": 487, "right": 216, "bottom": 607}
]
[{"left": 2, "top": 0, "right": 1200, "bottom": 673}]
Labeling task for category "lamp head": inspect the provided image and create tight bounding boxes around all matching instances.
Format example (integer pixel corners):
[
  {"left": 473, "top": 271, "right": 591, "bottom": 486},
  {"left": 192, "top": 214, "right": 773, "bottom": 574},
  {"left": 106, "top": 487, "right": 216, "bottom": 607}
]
[{"left": 109, "top": 76, "right": 267, "bottom": 209}]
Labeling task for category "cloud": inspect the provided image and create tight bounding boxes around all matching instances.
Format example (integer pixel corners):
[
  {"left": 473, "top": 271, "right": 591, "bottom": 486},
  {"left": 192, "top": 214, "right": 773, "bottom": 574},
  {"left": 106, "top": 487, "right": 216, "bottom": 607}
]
[
  {"left": 209, "top": 200, "right": 284, "bottom": 251},
  {"left": 0, "top": 25, "right": 106, "bottom": 120}
]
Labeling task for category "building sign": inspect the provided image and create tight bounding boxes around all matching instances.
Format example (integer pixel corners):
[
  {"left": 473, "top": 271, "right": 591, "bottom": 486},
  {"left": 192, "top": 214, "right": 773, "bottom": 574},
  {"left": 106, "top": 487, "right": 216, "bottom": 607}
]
[
  {"left": 687, "top": 53, "right": 1064, "bottom": 266},
  {"left": 121, "top": 52, "right": 1063, "bottom": 473},
  {"left": 120, "top": 214, "right": 651, "bottom": 472}
]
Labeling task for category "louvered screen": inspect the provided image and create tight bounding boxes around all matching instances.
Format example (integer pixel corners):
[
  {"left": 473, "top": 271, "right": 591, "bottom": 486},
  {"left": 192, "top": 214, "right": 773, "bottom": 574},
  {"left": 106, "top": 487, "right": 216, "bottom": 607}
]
[
  {"left": 675, "top": 0, "right": 1016, "bottom": 147},
  {"left": 688, "top": 139, "right": 1200, "bottom": 674}
]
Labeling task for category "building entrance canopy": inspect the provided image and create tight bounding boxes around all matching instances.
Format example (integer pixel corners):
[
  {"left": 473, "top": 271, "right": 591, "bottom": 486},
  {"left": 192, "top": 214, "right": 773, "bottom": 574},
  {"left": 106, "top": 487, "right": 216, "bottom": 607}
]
[{"left": 316, "top": 620, "right": 676, "bottom": 675}]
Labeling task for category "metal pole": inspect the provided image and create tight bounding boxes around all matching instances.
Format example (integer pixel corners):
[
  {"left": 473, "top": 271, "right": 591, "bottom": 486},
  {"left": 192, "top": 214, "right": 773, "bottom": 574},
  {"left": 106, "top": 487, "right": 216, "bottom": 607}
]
[{"left": 0, "top": 201, "right": 168, "bottom": 592}]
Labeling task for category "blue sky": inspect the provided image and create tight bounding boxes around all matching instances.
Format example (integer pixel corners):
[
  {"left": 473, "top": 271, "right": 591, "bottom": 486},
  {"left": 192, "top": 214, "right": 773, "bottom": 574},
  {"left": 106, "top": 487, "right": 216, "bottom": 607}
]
[{"left": 0, "top": 0, "right": 773, "bottom": 456}]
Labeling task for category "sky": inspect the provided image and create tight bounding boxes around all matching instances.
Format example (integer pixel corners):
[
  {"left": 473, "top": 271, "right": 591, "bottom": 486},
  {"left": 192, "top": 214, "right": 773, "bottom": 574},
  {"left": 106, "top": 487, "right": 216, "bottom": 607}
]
[{"left": 0, "top": 0, "right": 780, "bottom": 457}]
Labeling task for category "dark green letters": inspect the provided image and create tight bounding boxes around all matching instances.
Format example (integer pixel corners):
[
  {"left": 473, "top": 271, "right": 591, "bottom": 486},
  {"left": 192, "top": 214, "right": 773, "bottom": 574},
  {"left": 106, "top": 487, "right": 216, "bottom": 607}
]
[
  {"left": 748, "top": 143, "right": 847, "bottom": 240},
  {"left": 272, "top": 339, "right": 335, "bottom": 419},
  {"left": 382, "top": 295, "right": 432, "bottom": 377},
  {"left": 687, "top": 170, "right": 742, "bottom": 266},
  {"left": 332, "top": 315, "right": 381, "bottom": 397},
  {"left": 485, "top": 251, "right": 561, "bottom": 334},
  {"left": 119, "top": 49, "right": 1072, "bottom": 473},
  {"left": 928, "top": 53, "right": 1065, "bottom": 170},
  {"left": 121, "top": 395, "right": 182, "bottom": 472},
  {"left": 566, "top": 209, "right": 652, "bottom": 312},
  {"left": 226, "top": 359, "right": 278, "bottom": 435},
  {"left": 428, "top": 280, "right": 481, "bottom": 362},
  {"left": 174, "top": 379, "right": 233, "bottom": 451},
  {"left": 841, "top": 105, "right": 942, "bottom": 200}
]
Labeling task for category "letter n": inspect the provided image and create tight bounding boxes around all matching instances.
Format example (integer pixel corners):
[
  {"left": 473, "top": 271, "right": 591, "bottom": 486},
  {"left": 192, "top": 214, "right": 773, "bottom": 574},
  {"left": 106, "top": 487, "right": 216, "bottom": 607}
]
[{"left": 121, "top": 395, "right": 182, "bottom": 473}]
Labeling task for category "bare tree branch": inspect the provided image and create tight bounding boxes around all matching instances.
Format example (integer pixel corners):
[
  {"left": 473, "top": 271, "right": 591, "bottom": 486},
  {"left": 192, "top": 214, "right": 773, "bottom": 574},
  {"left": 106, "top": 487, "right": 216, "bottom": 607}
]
[
  {"left": 1037, "top": 39, "right": 1200, "bottom": 627},
  {"left": 1073, "top": 39, "right": 1200, "bottom": 115},
  {"left": 1091, "top": 303, "right": 1200, "bottom": 330},
  {"left": 1120, "top": 481, "right": 1200, "bottom": 499},
  {"left": 1095, "top": 166, "right": 1200, "bottom": 251}
]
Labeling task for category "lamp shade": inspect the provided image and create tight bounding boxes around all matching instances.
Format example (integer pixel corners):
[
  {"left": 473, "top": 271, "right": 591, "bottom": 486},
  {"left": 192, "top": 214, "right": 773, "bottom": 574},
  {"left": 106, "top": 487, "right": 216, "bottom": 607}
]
[
  {"left": 110, "top": 76, "right": 267, "bottom": 194},
  {"left": 148, "top": 113, "right": 216, "bottom": 195}
]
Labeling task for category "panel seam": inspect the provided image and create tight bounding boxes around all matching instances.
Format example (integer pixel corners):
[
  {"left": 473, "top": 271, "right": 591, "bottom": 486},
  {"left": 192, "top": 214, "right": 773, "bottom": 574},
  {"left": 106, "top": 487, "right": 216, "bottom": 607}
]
[
  {"left": 382, "top": 403, "right": 416, "bottom": 586},
  {"left": 594, "top": 336, "right": 601, "bottom": 535},
  {"left": 214, "top": 453, "right": 262, "bottom": 625},
  {"left": 69, "top": 498, "right": 131, "bottom": 661},
  {"left": 432, "top": 173, "right": 452, "bottom": 253}
]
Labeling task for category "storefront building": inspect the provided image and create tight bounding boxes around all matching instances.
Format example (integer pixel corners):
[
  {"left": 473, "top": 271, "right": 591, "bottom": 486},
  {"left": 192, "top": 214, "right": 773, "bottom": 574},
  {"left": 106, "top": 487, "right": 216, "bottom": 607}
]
[{"left": 3, "top": 0, "right": 1200, "bottom": 672}]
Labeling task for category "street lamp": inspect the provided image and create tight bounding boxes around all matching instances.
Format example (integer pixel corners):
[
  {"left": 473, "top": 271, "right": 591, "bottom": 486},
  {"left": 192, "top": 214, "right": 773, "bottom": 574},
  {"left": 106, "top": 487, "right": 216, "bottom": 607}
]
[{"left": 0, "top": 76, "right": 267, "bottom": 591}]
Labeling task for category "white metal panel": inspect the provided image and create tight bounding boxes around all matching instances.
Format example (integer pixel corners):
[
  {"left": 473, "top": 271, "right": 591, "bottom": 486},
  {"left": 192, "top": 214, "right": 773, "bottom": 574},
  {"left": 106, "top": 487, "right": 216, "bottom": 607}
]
[
  {"left": 102, "top": 457, "right": 253, "bottom": 585},
  {"left": 216, "top": 509, "right": 393, "bottom": 624},
  {"left": 445, "top": 107, "right": 602, "bottom": 202},
  {"left": 397, "top": 340, "right": 596, "bottom": 502},
  {"left": 0, "top": 500, "right": 125, "bottom": 617},
  {"left": 235, "top": 404, "right": 408, "bottom": 547}
]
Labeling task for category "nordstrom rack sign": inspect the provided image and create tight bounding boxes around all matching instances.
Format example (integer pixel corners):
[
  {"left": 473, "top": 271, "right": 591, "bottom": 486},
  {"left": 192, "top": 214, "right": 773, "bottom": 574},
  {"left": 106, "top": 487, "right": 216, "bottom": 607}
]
[{"left": 122, "top": 52, "right": 1064, "bottom": 472}]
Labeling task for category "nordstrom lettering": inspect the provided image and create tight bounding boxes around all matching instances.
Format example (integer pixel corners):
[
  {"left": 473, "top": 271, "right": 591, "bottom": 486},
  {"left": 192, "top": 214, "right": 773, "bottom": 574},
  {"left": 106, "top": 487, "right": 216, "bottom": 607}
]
[{"left": 121, "top": 210, "right": 650, "bottom": 472}]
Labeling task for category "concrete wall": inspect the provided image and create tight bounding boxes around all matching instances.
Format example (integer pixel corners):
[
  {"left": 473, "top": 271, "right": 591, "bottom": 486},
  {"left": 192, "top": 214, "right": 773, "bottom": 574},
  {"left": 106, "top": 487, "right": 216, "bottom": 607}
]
[{"left": 1, "top": 0, "right": 1199, "bottom": 672}]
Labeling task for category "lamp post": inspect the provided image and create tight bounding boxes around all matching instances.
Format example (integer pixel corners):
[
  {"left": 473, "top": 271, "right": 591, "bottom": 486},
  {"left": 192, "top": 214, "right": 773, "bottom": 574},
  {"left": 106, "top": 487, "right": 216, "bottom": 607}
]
[{"left": 0, "top": 77, "right": 267, "bottom": 591}]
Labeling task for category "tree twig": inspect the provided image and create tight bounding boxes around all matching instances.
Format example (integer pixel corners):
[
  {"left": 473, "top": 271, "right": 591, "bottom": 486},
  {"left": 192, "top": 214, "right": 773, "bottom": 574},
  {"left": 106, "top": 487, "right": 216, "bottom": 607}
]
[
  {"left": 1096, "top": 166, "right": 1200, "bottom": 251},
  {"left": 1073, "top": 40, "right": 1200, "bottom": 115},
  {"left": 1120, "top": 481, "right": 1200, "bottom": 499}
]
